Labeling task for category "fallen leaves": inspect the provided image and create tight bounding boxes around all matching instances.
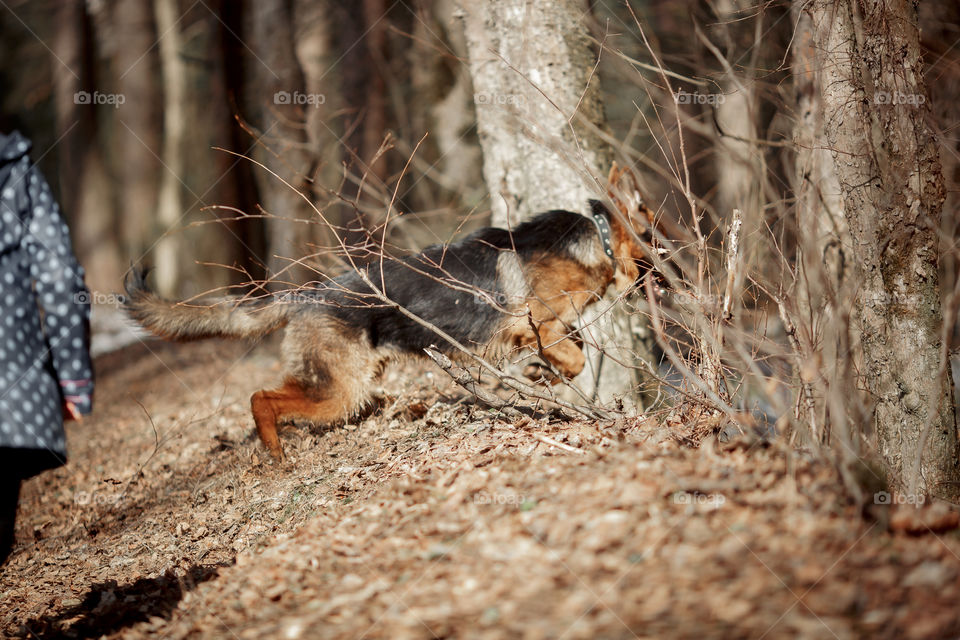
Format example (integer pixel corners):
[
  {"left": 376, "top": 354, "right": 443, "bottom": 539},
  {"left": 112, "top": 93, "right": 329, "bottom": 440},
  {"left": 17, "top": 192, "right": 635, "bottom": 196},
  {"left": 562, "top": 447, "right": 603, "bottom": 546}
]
[{"left": 1, "top": 340, "right": 958, "bottom": 639}]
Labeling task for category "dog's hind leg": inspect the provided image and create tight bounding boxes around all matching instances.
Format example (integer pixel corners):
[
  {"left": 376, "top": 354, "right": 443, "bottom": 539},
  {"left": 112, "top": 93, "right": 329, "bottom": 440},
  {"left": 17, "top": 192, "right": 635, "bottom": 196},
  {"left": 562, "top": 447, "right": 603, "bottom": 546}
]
[
  {"left": 251, "top": 380, "right": 309, "bottom": 462},
  {"left": 251, "top": 314, "right": 384, "bottom": 462},
  {"left": 250, "top": 376, "right": 364, "bottom": 462}
]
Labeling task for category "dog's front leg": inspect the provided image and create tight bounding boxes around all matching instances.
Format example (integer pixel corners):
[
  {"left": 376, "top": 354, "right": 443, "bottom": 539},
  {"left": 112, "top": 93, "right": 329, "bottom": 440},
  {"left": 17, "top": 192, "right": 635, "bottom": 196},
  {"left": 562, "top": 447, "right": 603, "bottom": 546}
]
[{"left": 518, "top": 322, "right": 586, "bottom": 383}]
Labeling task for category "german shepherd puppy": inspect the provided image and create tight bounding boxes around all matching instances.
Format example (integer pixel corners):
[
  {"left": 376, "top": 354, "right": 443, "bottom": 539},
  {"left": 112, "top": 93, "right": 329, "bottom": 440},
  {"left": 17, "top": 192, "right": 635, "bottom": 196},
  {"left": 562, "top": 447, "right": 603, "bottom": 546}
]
[{"left": 126, "top": 193, "right": 657, "bottom": 462}]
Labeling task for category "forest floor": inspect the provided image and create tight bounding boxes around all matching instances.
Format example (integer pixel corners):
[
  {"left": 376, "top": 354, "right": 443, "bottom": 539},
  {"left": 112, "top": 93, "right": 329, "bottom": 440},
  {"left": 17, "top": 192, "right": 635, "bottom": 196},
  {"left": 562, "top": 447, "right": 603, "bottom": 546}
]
[{"left": 2, "top": 333, "right": 960, "bottom": 639}]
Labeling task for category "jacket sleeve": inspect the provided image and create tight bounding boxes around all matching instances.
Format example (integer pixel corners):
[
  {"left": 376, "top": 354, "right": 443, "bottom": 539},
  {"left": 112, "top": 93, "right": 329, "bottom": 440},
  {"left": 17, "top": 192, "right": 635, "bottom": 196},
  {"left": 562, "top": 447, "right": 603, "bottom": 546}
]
[{"left": 21, "top": 165, "right": 94, "bottom": 415}]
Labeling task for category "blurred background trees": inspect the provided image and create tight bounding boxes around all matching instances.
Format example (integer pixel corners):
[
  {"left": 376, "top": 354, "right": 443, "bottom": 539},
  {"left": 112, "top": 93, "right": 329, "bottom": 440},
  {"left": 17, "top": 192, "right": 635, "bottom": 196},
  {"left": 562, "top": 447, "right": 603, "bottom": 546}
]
[
  {"left": 3, "top": 0, "right": 956, "bottom": 295},
  {"left": 2, "top": 0, "right": 488, "bottom": 296},
  {"left": 3, "top": 0, "right": 960, "bottom": 497}
]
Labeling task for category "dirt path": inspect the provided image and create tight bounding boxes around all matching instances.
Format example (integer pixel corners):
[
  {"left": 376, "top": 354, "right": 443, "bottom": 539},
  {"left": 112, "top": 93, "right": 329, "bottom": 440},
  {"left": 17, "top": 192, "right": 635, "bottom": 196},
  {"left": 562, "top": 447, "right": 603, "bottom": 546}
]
[{"left": 1, "top": 339, "right": 958, "bottom": 639}]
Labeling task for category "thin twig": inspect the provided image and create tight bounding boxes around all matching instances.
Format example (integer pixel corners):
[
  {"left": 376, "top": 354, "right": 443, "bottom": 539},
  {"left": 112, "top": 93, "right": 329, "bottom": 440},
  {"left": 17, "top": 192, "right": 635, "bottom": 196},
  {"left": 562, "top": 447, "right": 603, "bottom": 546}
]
[
  {"left": 533, "top": 433, "right": 587, "bottom": 455},
  {"left": 423, "top": 347, "right": 523, "bottom": 419}
]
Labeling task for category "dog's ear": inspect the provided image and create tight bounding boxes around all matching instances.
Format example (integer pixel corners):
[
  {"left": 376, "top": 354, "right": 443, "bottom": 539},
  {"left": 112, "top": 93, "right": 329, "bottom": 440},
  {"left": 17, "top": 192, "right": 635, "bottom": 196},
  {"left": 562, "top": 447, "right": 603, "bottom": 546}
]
[
  {"left": 604, "top": 163, "right": 666, "bottom": 287},
  {"left": 606, "top": 162, "right": 655, "bottom": 227},
  {"left": 588, "top": 198, "right": 612, "bottom": 220}
]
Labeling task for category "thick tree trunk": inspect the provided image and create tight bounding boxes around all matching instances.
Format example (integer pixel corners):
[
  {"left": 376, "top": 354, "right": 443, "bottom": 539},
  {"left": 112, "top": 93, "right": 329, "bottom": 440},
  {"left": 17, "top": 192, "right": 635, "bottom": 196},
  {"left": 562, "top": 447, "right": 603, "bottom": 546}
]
[
  {"left": 459, "top": 0, "right": 654, "bottom": 407},
  {"left": 709, "top": 2, "right": 764, "bottom": 268},
  {"left": 50, "top": 0, "right": 89, "bottom": 221},
  {"left": 791, "top": 2, "right": 855, "bottom": 444},
  {"left": 360, "top": 0, "right": 389, "bottom": 184},
  {"left": 458, "top": 0, "right": 610, "bottom": 226},
  {"left": 812, "top": 0, "right": 959, "bottom": 499},
  {"left": 331, "top": 1, "right": 393, "bottom": 251},
  {"left": 407, "top": 0, "right": 485, "bottom": 213},
  {"left": 919, "top": 2, "right": 960, "bottom": 314},
  {"left": 293, "top": 0, "right": 347, "bottom": 265}
]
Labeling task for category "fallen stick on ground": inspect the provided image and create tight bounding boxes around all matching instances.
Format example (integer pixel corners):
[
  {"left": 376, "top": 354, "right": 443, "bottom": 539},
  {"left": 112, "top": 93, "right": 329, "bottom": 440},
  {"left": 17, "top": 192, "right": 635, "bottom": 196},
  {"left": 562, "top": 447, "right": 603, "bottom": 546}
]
[
  {"left": 533, "top": 433, "right": 587, "bottom": 455},
  {"left": 424, "top": 346, "right": 523, "bottom": 419}
]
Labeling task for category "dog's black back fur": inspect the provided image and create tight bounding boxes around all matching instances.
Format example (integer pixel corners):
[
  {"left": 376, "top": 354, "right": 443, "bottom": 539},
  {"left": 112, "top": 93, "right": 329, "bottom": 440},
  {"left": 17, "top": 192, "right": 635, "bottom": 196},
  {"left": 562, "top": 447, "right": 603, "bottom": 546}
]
[{"left": 302, "top": 209, "right": 602, "bottom": 354}]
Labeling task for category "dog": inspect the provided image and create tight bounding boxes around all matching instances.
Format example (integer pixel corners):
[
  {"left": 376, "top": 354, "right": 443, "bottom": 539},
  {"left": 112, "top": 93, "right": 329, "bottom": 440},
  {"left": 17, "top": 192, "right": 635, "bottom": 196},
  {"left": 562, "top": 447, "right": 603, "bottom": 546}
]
[{"left": 126, "top": 187, "right": 658, "bottom": 462}]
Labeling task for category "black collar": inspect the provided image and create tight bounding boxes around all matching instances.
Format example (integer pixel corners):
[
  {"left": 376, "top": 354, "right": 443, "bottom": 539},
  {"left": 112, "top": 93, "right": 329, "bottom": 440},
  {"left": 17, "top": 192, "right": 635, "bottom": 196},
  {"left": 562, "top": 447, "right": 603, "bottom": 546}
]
[{"left": 592, "top": 212, "right": 616, "bottom": 265}]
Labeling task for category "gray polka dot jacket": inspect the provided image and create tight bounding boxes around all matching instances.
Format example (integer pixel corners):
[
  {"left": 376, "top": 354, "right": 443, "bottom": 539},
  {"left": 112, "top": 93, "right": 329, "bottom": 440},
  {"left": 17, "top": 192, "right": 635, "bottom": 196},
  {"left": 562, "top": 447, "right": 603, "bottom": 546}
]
[{"left": 0, "top": 131, "right": 93, "bottom": 468}]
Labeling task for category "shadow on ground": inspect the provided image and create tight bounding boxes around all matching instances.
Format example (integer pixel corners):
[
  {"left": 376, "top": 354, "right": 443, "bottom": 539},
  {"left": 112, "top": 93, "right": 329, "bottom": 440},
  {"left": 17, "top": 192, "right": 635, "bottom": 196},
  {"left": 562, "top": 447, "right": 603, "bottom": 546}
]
[{"left": 15, "top": 562, "right": 229, "bottom": 639}]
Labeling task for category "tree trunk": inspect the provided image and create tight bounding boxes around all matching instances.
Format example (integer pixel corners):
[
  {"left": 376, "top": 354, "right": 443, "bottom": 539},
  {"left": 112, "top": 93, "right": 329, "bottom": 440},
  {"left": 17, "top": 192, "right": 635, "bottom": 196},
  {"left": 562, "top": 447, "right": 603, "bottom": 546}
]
[
  {"left": 51, "top": 1, "right": 121, "bottom": 294},
  {"left": 459, "top": 0, "right": 654, "bottom": 407},
  {"left": 331, "top": 1, "right": 392, "bottom": 252},
  {"left": 244, "top": 0, "right": 314, "bottom": 286},
  {"left": 812, "top": 0, "right": 959, "bottom": 499},
  {"left": 112, "top": 0, "right": 162, "bottom": 268},
  {"left": 919, "top": 2, "right": 960, "bottom": 321},
  {"left": 791, "top": 2, "right": 856, "bottom": 445},
  {"left": 360, "top": 0, "right": 389, "bottom": 184},
  {"left": 293, "top": 0, "right": 347, "bottom": 266},
  {"left": 709, "top": 1, "right": 764, "bottom": 270},
  {"left": 407, "top": 0, "right": 485, "bottom": 213},
  {"left": 458, "top": 0, "right": 610, "bottom": 226},
  {"left": 153, "top": 0, "right": 186, "bottom": 296},
  {"left": 175, "top": 0, "right": 246, "bottom": 294}
]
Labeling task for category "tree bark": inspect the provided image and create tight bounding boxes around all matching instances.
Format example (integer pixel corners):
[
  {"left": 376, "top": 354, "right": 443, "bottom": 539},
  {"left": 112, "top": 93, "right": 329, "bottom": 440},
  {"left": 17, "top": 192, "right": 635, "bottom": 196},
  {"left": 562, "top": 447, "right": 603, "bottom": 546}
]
[
  {"left": 293, "top": 0, "right": 348, "bottom": 265},
  {"left": 51, "top": 0, "right": 122, "bottom": 294},
  {"left": 153, "top": 0, "right": 186, "bottom": 296},
  {"left": 919, "top": 2, "right": 960, "bottom": 313},
  {"left": 458, "top": 0, "right": 611, "bottom": 226},
  {"left": 791, "top": 2, "right": 855, "bottom": 445},
  {"left": 112, "top": 0, "right": 162, "bottom": 267},
  {"left": 812, "top": 0, "right": 959, "bottom": 499},
  {"left": 709, "top": 2, "right": 764, "bottom": 265},
  {"left": 244, "top": 0, "right": 314, "bottom": 286},
  {"left": 459, "top": 0, "right": 654, "bottom": 407},
  {"left": 407, "top": 0, "right": 485, "bottom": 212}
]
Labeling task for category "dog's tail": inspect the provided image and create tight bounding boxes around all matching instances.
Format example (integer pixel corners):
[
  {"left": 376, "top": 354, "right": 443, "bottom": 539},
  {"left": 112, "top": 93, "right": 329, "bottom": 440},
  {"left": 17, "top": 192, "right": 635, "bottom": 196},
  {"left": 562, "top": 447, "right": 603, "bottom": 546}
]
[{"left": 124, "top": 269, "right": 292, "bottom": 341}]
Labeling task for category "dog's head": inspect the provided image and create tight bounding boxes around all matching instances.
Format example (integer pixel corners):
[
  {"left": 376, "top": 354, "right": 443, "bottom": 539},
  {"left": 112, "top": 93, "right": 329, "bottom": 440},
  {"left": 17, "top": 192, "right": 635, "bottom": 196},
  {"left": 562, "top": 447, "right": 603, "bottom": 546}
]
[{"left": 591, "top": 163, "right": 664, "bottom": 292}]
